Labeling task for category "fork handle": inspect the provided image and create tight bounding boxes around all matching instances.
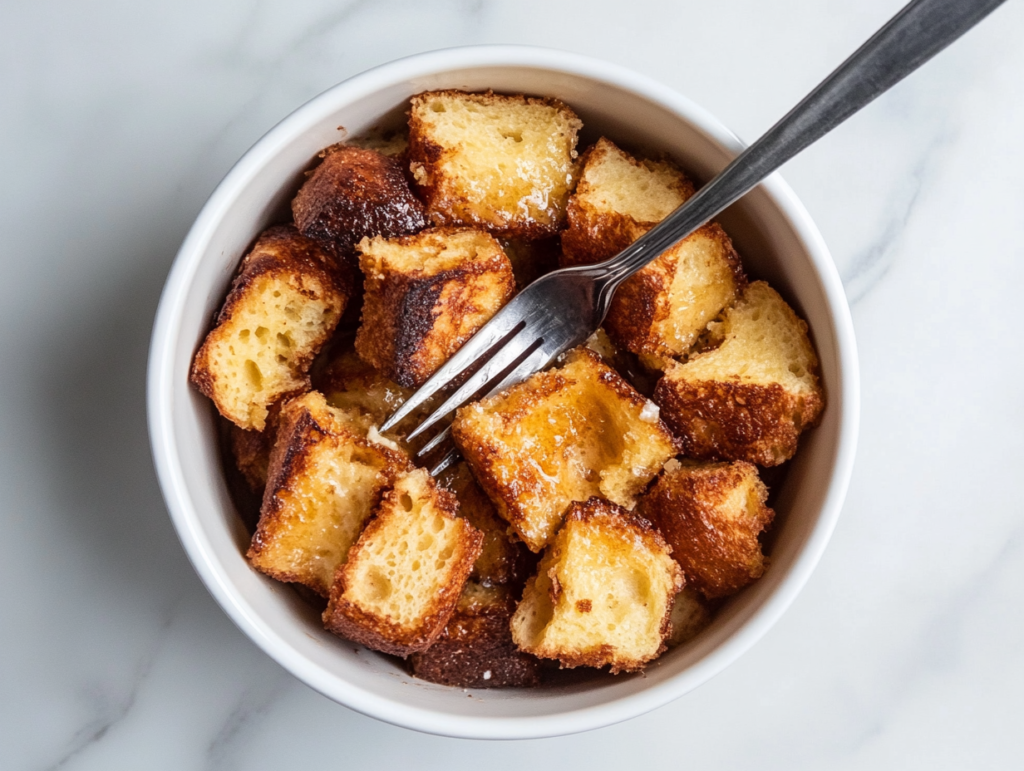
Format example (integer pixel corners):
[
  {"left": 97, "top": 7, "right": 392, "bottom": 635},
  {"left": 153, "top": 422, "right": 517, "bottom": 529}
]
[{"left": 600, "top": 0, "right": 1006, "bottom": 285}]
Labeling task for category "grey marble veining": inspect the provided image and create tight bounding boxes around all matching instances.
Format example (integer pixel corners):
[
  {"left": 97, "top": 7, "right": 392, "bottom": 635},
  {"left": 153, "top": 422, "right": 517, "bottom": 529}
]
[{"left": 2, "top": 0, "right": 1023, "bottom": 768}]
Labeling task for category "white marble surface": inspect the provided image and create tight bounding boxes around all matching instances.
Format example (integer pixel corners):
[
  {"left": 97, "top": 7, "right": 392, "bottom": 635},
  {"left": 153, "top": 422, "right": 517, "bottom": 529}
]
[{"left": 2, "top": 0, "right": 1023, "bottom": 767}]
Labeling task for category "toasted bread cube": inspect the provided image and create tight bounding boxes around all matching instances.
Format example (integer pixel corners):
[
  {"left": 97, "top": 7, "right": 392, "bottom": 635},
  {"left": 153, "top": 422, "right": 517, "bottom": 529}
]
[
  {"left": 408, "top": 90, "right": 582, "bottom": 238},
  {"left": 355, "top": 229, "right": 516, "bottom": 388},
  {"left": 604, "top": 224, "right": 744, "bottom": 358},
  {"left": 442, "top": 462, "right": 533, "bottom": 586},
  {"left": 226, "top": 423, "right": 273, "bottom": 493},
  {"left": 510, "top": 498, "right": 683, "bottom": 673},
  {"left": 323, "top": 468, "right": 483, "bottom": 656},
  {"left": 653, "top": 281, "right": 824, "bottom": 466},
  {"left": 292, "top": 145, "right": 426, "bottom": 261},
  {"left": 452, "top": 347, "right": 679, "bottom": 552},
  {"left": 666, "top": 587, "right": 712, "bottom": 647},
  {"left": 409, "top": 582, "right": 542, "bottom": 688},
  {"left": 639, "top": 460, "right": 774, "bottom": 598},
  {"left": 247, "top": 392, "right": 408, "bottom": 597},
  {"left": 317, "top": 348, "right": 413, "bottom": 427},
  {"left": 561, "top": 138, "right": 696, "bottom": 266},
  {"left": 561, "top": 139, "right": 744, "bottom": 358},
  {"left": 190, "top": 226, "right": 350, "bottom": 431}
]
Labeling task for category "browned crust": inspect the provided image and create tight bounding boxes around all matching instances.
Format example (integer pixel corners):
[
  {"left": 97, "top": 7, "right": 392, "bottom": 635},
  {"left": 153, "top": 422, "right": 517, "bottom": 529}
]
[
  {"left": 354, "top": 228, "right": 516, "bottom": 388},
  {"left": 409, "top": 588, "right": 542, "bottom": 688},
  {"left": 522, "top": 498, "right": 682, "bottom": 674},
  {"left": 653, "top": 376, "right": 824, "bottom": 467},
  {"left": 189, "top": 225, "right": 351, "bottom": 425},
  {"left": 408, "top": 90, "right": 580, "bottom": 240},
  {"left": 603, "top": 224, "right": 747, "bottom": 357},
  {"left": 560, "top": 202, "right": 646, "bottom": 268},
  {"left": 246, "top": 394, "right": 408, "bottom": 596},
  {"left": 639, "top": 462, "right": 774, "bottom": 598},
  {"left": 292, "top": 145, "right": 426, "bottom": 262},
  {"left": 322, "top": 483, "right": 484, "bottom": 656},
  {"left": 442, "top": 462, "right": 535, "bottom": 586},
  {"left": 227, "top": 421, "right": 274, "bottom": 493}
]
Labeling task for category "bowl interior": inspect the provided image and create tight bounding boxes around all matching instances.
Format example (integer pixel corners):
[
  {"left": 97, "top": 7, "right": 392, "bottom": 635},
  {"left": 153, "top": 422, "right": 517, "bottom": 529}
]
[{"left": 150, "top": 49, "right": 854, "bottom": 739}]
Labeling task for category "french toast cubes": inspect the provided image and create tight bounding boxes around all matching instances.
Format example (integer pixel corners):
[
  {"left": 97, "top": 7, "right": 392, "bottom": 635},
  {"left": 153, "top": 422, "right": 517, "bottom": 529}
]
[
  {"left": 190, "top": 225, "right": 350, "bottom": 431},
  {"left": 408, "top": 90, "right": 582, "bottom": 239},
  {"left": 409, "top": 582, "right": 542, "bottom": 688},
  {"left": 323, "top": 468, "right": 483, "bottom": 656},
  {"left": 247, "top": 392, "right": 408, "bottom": 597},
  {"left": 442, "top": 462, "right": 533, "bottom": 587},
  {"left": 355, "top": 228, "right": 516, "bottom": 388},
  {"left": 292, "top": 144, "right": 426, "bottom": 261},
  {"left": 561, "top": 138, "right": 744, "bottom": 359},
  {"left": 639, "top": 460, "right": 774, "bottom": 599},
  {"left": 452, "top": 346, "right": 675, "bottom": 548},
  {"left": 452, "top": 347, "right": 679, "bottom": 552},
  {"left": 511, "top": 498, "right": 683, "bottom": 673},
  {"left": 653, "top": 281, "right": 824, "bottom": 466}
]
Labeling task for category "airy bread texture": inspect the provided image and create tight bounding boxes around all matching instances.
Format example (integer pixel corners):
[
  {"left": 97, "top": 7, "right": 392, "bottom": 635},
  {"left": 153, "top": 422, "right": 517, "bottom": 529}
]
[
  {"left": 511, "top": 498, "right": 683, "bottom": 673},
  {"left": 409, "top": 582, "right": 542, "bottom": 688},
  {"left": 653, "top": 281, "right": 824, "bottom": 465},
  {"left": 355, "top": 228, "right": 516, "bottom": 388},
  {"left": 323, "top": 468, "right": 483, "bottom": 656},
  {"left": 561, "top": 138, "right": 744, "bottom": 359},
  {"left": 190, "top": 225, "right": 349, "bottom": 431},
  {"left": 292, "top": 144, "right": 426, "bottom": 261},
  {"left": 441, "top": 462, "right": 534, "bottom": 586},
  {"left": 639, "top": 460, "right": 774, "bottom": 598},
  {"left": 561, "top": 137, "right": 696, "bottom": 265},
  {"left": 452, "top": 347, "right": 679, "bottom": 552},
  {"left": 408, "top": 90, "right": 582, "bottom": 239},
  {"left": 247, "top": 392, "right": 408, "bottom": 597}
]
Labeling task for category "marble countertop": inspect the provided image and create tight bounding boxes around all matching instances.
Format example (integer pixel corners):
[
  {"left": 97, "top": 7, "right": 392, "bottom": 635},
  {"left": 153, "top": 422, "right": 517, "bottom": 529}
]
[{"left": 3, "top": 1, "right": 1023, "bottom": 767}]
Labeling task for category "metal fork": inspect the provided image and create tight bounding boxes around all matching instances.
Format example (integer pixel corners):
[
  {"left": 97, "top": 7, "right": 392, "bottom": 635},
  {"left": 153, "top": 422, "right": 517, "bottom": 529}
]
[{"left": 382, "top": 0, "right": 1005, "bottom": 474}]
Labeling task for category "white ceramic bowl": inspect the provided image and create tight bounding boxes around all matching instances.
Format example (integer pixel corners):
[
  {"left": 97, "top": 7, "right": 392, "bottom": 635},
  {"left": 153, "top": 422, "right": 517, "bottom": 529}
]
[{"left": 148, "top": 46, "right": 859, "bottom": 740}]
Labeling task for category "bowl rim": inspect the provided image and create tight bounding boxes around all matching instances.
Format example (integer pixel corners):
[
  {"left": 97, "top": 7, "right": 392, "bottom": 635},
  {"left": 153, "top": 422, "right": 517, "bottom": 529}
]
[{"left": 148, "top": 44, "right": 860, "bottom": 739}]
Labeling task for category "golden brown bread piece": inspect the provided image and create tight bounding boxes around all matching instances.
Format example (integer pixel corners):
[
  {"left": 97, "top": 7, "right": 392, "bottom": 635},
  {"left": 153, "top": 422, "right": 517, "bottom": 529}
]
[
  {"left": 639, "top": 460, "right": 774, "bottom": 599},
  {"left": 441, "top": 462, "right": 534, "bottom": 587},
  {"left": 354, "top": 228, "right": 516, "bottom": 388},
  {"left": 561, "top": 138, "right": 744, "bottom": 359},
  {"left": 452, "top": 347, "right": 679, "bottom": 552},
  {"left": 227, "top": 422, "right": 274, "bottom": 493},
  {"left": 653, "top": 281, "right": 824, "bottom": 466},
  {"left": 317, "top": 348, "right": 412, "bottom": 427},
  {"left": 190, "top": 225, "right": 350, "bottom": 431},
  {"left": 292, "top": 144, "right": 426, "bottom": 262},
  {"left": 666, "top": 586, "right": 713, "bottom": 647},
  {"left": 247, "top": 392, "right": 409, "bottom": 597},
  {"left": 323, "top": 468, "right": 483, "bottom": 657},
  {"left": 510, "top": 498, "right": 683, "bottom": 673},
  {"left": 561, "top": 137, "right": 696, "bottom": 266},
  {"left": 409, "top": 582, "right": 542, "bottom": 688},
  {"left": 408, "top": 90, "right": 582, "bottom": 239}
]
